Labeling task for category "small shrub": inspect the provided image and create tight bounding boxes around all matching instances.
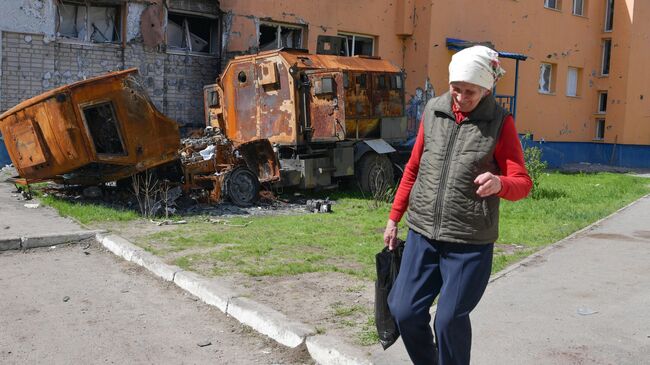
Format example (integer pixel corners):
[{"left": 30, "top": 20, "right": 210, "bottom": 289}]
[{"left": 522, "top": 136, "right": 548, "bottom": 198}]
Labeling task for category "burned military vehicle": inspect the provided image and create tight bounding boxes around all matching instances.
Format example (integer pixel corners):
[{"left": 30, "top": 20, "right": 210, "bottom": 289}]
[
  {"left": 0, "top": 69, "right": 279, "bottom": 206},
  {"left": 203, "top": 49, "right": 407, "bottom": 194}
]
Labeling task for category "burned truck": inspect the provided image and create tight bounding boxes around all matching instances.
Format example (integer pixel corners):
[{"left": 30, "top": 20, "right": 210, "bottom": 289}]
[
  {"left": 204, "top": 49, "right": 407, "bottom": 194},
  {"left": 0, "top": 68, "right": 279, "bottom": 206}
]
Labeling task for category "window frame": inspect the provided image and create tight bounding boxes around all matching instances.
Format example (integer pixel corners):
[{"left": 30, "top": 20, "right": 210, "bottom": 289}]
[
  {"left": 597, "top": 91, "right": 608, "bottom": 113},
  {"left": 539, "top": 62, "right": 554, "bottom": 94},
  {"left": 566, "top": 67, "right": 581, "bottom": 97},
  {"left": 572, "top": 0, "right": 585, "bottom": 16},
  {"left": 595, "top": 118, "right": 606, "bottom": 140},
  {"left": 166, "top": 10, "right": 220, "bottom": 55},
  {"left": 56, "top": 0, "right": 123, "bottom": 44},
  {"left": 544, "top": 0, "right": 561, "bottom": 10},
  {"left": 601, "top": 38, "right": 612, "bottom": 76},
  {"left": 604, "top": 0, "right": 615, "bottom": 32},
  {"left": 338, "top": 32, "right": 375, "bottom": 57},
  {"left": 258, "top": 21, "right": 305, "bottom": 51}
]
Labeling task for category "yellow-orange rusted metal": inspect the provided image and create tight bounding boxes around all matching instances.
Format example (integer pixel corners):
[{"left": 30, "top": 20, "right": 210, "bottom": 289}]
[
  {"left": 211, "top": 49, "right": 404, "bottom": 146},
  {"left": 0, "top": 69, "right": 180, "bottom": 184}
]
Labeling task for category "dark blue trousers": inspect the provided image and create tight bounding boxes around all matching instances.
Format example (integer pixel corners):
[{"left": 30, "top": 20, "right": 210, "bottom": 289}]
[{"left": 388, "top": 230, "right": 493, "bottom": 365}]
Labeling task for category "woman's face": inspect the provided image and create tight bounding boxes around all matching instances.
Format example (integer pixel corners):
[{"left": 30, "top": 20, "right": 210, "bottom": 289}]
[{"left": 449, "top": 82, "right": 489, "bottom": 113}]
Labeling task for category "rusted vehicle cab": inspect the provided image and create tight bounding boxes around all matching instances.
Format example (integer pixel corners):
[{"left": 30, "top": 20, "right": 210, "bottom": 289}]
[
  {"left": 204, "top": 49, "right": 406, "bottom": 192},
  {"left": 0, "top": 69, "right": 180, "bottom": 185}
]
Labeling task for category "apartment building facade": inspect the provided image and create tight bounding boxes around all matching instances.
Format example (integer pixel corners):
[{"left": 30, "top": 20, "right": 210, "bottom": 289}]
[
  {"left": 220, "top": 0, "right": 649, "bottom": 168},
  {"left": 1, "top": 1, "right": 648, "bottom": 168}
]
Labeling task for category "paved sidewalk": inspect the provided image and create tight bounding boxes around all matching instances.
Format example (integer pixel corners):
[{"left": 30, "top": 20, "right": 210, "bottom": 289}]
[
  {"left": 470, "top": 194, "right": 650, "bottom": 364},
  {"left": 2, "top": 176, "right": 649, "bottom": 364},
  {"left": 0, "top": 182, "right": 97, "bottom": 250}
]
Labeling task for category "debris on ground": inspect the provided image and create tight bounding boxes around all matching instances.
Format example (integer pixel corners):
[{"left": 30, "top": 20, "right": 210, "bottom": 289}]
[
  {"left": 577, "top": 307, "right": 598, "bottom": 316},
  {"left": 24, "top": 203, "right": 40, "bottom": 209},
  {"left": 196, "top": 340, "right": 212, "bottom": 347},
  {"left": 305, "top": 199, "right": 333, "bottom": 213},
  {"left": 207, "top": 218, "right": 252, "bottom": 227},
  {"left": 151, "top": 219, "right": 188, "bottom": 226}
]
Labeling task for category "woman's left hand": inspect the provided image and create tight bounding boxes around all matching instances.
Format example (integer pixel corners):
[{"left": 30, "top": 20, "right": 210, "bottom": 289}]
[{"left": 474, "top": 172, "right": 502, "bottom": 197}]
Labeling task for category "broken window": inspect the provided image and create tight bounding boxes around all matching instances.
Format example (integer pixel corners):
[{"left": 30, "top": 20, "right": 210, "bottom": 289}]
[
  {"left": 167, "top": 12, "right": 218, "bottom": 54},
  {"left": 544, "top": 0, "right": 561, "bottom": 10},
  {"left": 598, "top": 91, "right": 608, "bottom": 113},
  {"left": 338, "top": 33, "right": 374, "bottom": 57},
  {"left": 57, "top": 1, "right": 121, "bottom": 43},
  {"left": 259, "top": 22, "right": 304, "bottom": 51},
  {"left": 601, "top": 38, "right": 611, "bottom": 75},
  {"left": 316, "top": 35, "right": 347, "bottom": 55},
  {"left": 604, "top": 0, "right": 615, "bottom": 31},
  {"left": 539, "top": 63, "right": 554, "bottom": 93},
  {"left": 595, "top": 118, "right": 605, "bottom": 140},
  {"left": 82, "top": 102, "right": 126, "bottom": 155}
]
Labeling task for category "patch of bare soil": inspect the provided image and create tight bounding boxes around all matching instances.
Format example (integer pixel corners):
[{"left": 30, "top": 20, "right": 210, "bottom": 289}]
[{"left": 232, "top": 272, "right": 375, "bottom": 345}]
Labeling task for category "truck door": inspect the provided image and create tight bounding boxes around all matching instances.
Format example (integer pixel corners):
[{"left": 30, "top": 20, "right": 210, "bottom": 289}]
[{"left": 305, "top": 70, "right": 345, "bottom": 142}]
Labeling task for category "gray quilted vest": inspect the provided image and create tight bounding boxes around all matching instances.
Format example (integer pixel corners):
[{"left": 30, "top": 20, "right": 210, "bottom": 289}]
[{"left": 405, "top": 92, "right": 508, "bottom": 244}]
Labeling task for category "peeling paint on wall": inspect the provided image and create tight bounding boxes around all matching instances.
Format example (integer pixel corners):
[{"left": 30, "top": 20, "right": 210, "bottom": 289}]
[
  {"left": 0, "top": 0, "right": 56, "bottom": 35},
  {"left": 127, "top": 3, "right": 147, "bottom": 42}
]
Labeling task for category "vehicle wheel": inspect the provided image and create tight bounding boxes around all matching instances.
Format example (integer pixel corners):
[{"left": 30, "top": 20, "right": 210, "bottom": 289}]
[
  {"left": 356, "top": 153, "right": 395, "bottom": 196},
  {"left": 224, "top": 166, "right": 260, "bottom": 206}
]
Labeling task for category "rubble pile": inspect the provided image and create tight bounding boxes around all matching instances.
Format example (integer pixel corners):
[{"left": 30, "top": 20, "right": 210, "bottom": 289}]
[{"left": 179, "top": 126, "right": 232, "bottom": 164}]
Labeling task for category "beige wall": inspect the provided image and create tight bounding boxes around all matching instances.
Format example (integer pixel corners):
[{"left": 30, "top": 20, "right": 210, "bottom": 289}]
[{"left": 220, "top": 0, "right": 648, "bottom": 146}]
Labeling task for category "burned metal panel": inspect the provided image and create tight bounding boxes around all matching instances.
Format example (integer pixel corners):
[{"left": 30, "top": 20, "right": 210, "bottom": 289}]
[
  {"left": 371, "top": 73, "right": 404, "bottom": 117},
  {"left": 236, "top": 139, "right": 280, "bottom": 183},
  {"left": 256, "top": 58, "right": 296, "bottom": 144},
  {"left": 306, "top": 70, "right": 345, "bottom": 142},
  {"left": 0, "top": 69, "right": 180, "bottom": 184},
  {"left": 223, "top": 62, "right": 258, "bottom": 143},
  {"left": 346, "top": 72, "right": 372, "bottom": 118},
  {"left": 345, "top": 118, "right": 380, "bottom": 139}
]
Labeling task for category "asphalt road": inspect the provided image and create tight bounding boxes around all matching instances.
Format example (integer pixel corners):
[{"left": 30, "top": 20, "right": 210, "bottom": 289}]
[{"left": 0, "top": 241, "right": 313, "bottom": 365}]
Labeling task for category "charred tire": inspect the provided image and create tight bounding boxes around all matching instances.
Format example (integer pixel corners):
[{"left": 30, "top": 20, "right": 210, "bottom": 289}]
[
  {"left": 356, "top": 153, "right": 395, "bottom": 195},
  {"left": 224, "top": 166, "right": 260, "bottom": 207}
]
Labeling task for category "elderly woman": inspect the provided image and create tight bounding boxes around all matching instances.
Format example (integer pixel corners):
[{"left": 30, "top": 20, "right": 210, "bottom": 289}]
[{"left": 384, "top": 46, "right": 532, "bottom": 365}]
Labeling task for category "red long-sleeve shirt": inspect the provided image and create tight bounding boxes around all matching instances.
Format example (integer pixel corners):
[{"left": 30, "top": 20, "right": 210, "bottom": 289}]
[{"left": 389, "top": 107, "right": 532, "bottom": 223}]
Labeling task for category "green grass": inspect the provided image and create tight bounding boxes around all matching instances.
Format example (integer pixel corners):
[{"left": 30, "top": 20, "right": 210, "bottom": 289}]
[
  {"left": 140, "top": 172, "right": 649, "bottom": 279},
  {"left": 36, "top": 173, "right": 649, "bottom": 278},
  {"left": 39, "top": 195, "right": 139, "bottom": 224}
]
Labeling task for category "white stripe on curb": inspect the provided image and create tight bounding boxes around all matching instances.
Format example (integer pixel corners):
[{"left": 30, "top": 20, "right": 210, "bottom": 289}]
[
  {"left": 306, "top": 335, "right": 373, "bottom": 365},
  {"left": 173, "top": 270, "right": 237, "bottom": 313},
  {"left": 227, "top": 296, "right": 315, "bottom": 348}
]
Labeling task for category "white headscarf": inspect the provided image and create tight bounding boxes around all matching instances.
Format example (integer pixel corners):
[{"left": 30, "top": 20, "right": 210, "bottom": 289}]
[{"left": 448, "top": 45, "right": 505, "bottom": 90}]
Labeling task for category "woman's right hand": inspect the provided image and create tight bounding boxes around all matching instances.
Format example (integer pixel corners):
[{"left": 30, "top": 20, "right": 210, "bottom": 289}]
[{"left": 383, "top": 219, "right": 399, "bottom": 250}]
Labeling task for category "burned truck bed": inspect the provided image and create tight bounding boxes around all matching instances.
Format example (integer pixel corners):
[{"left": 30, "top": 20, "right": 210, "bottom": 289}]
[{"left": 0, "top": 69, "right": 180, "bottom": 185}]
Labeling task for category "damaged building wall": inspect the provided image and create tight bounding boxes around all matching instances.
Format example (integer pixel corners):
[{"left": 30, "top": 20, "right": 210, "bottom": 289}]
[{"left": 0, "top": 0, "right": 220, "bottom": 132}]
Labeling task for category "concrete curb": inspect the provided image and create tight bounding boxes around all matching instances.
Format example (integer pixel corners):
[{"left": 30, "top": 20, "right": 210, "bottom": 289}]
[
  {"left": 0, "top": 230, "right": 104, "bottom": 251},
  {"left": 0, "top": 237, "right": 21, "bottom": 250},
  {"left": 173, "top": 270, "right": 236, "bottom": 313},
  {"left": 227, "top": 296, "right": 315, "bottom": 348},
  {"left": 306, "top": 335, "right": 373, "bottom": 365},
  {"left": 95, "top": 232, "right": 364, "bottom": 363}
]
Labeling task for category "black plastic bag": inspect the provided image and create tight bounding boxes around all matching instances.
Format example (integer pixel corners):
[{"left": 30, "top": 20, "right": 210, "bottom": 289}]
[{"left": 375, "top": 239, "right": 405, "bottom": 350}]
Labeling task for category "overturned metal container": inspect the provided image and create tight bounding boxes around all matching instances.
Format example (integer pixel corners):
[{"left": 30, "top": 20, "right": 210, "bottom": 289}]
[{"left": 0, "top": 69, "right": 180, "bottom": 185}]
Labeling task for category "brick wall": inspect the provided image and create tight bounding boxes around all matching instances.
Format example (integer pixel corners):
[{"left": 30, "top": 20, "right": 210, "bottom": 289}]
[{"left": 1, "top": 31, "right": 220, "bottom": 130}]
